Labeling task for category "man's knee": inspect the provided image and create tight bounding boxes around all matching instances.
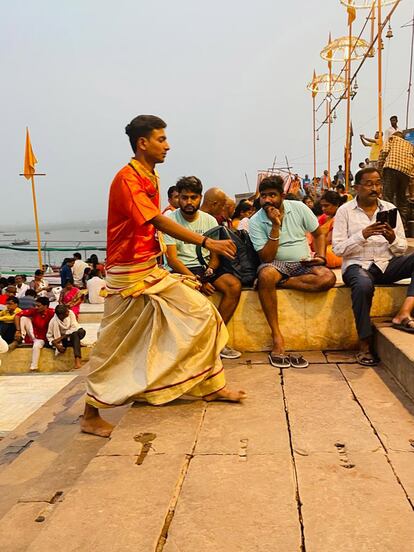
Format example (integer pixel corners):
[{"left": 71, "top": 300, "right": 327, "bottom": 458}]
[
  {"left": 314, "top": 268, "right": 336, "bottom": 291},
  {"left": 258, "top": 267, "right": 280, "bottom": 289},
  {"left": 215, "top": 274, "right": 242, "bottom": 298}
]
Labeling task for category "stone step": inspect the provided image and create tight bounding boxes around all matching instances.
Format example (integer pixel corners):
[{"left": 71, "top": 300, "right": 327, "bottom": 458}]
[
  {"left": 2, "top": 356, "right": 414, "bottom": 551},
  {"left": 375, "top": 321, "right": 414, "bottom": 401},
  {"left": 0, "top": 323, "right": 99, "bottom": 374}
]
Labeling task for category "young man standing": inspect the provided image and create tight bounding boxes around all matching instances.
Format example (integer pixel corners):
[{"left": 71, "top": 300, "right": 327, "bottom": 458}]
[
  {"left": 249, "top": 175, "right": 336, "bottom": 369},
  {"left": 384, "top": 115, "right": 399, "bottom": 142},
  {"left": 165, "top": 176, "right": 242, "bottom": 359},
  {"left": 81, "top": 115, "right": 246, "bottom": 438},
  {"left": 333, "top": 167, "right": 414, "bottom": 366}
]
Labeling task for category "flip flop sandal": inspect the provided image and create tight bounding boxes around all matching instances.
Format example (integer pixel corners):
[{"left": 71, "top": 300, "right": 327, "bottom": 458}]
[
  {"left": 355, "top": 352, "right": 379, "bottom": 367},
  {"left": 268, "top": 353, "right": 291, "bottom": 369},
  {"left": 392, "top": 318, "right": 414, "bottom": 334},
  {"left": 289, "top": 354, "right": 309, "bottom": 369}
]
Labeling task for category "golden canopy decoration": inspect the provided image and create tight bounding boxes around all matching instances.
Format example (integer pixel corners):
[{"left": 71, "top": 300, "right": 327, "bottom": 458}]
[
  {"left": 340, "top": 0, "right": 398, "bottom": 8},
  {"left": 306, "top": 73, "right": 346, "bottom": 95},
  {"left": 320, "top": 36, "right": 371, "bottom": 61}
]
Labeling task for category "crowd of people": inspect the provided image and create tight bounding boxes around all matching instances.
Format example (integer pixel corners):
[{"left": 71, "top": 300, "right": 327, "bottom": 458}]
[
  {"left": 0, "top": 253, "right": 107, "bottom": 370},
  {"left": 0, "top": 113, "right": 413, "bottom": 440}
]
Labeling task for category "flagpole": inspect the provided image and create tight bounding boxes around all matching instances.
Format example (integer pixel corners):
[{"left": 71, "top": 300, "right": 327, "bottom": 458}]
[
  {"left": 345, "top": 21, "right": 353, "bottom": 192},
  {"left": 377, "top": 0, "right": 383, "bottom": 148},
  {"left": 313, "top": 94, "right": 317, "bottom": 190},
  {"left": 30, "top": 176, "right": 43, "bottom": 269}
]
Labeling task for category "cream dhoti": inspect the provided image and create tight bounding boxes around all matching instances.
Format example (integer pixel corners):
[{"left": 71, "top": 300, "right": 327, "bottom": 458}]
[{"left": 85, "top": 265, "right": 228, "bottom": 408}]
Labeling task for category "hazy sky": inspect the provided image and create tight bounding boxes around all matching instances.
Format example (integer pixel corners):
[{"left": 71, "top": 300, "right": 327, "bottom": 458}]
[{"left": 1, "top": 0, "right": 413, "bottom": 225}]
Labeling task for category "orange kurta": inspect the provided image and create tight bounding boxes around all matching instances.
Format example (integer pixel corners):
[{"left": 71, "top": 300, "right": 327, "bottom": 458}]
[{"left": 106, "top": 161, "right": 161, "bottom": 269}]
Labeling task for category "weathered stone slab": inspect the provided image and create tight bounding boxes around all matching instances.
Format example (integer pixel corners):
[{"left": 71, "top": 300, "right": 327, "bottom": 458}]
[
  {"left": 26, "top": 454, "right": 186, "bottom": 552},
  {"left": 325, "top": 350, "right": 357, "bottom": 363},
  {"left": 388, "top": 451, "right": 414, "bottom": 505},
  {"left": 195, "top": 364, "right": 290, "bottom": 454},
  {"left": 164, "top": 454, "right": 301, "bottom": 552},
  {"left": 283, "top": 364, "right": 380, "bottom": 453},
  {"left": 0, "top": 501, "right": 49, "bottom": 552},
  {"left": 340, "top": 364, "right": 414, "bottom": 452},
  {"left": 99, "top": 399, "right": 205, "bottom": 457},
  {"left": 296, "top": 452, "right": 414, "bottom": 552}
]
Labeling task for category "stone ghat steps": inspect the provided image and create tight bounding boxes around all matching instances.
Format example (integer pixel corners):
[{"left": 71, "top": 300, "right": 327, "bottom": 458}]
[
  {"left": 0, "top": 323, "right": 99, "bottom": 374},
  {"left": 1, "top": 357, "right": 414, "bottom": 551},
  {"left": 375, "top": 320, "right": 414, "bottom": 401}
]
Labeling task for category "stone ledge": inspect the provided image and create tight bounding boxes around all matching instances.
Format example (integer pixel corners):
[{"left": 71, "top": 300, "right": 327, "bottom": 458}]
[
  {"left": 375, "top": 321, "right": 414, "bottom": 401},
  {"left": 223, "top": 284, "right": 408, "bottom": 352},
  {"left": 0, "top": 346, "right": 91, "bottom": 374}
]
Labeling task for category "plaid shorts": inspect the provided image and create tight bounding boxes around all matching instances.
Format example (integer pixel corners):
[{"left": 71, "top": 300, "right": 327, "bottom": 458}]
[{"left": 258, "top": 260, "right": 314, "bottom": 284}]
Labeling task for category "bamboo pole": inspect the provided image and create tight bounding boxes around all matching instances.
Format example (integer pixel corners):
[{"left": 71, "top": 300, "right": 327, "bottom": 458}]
[
  {"left": 377, "top": 0, "right": 383, "bottom": 148},
  {"left": 345, "top": 22, "right": 353, "bottom": 192},
  {"left": 327, "top": 74, "right": 332, "bottom": 186},
  {"left": 313, "top": 94, "right": 317, "bottom": 190},
  {"left": 30, "top": 176, "right": 43, "bottom": 269}
]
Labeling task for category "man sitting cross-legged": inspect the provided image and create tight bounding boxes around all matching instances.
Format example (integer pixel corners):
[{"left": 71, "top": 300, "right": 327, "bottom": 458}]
[
  {"left": 249, "top": 175, "right": 336, "bottom": 369},
  {"left": 332, "top": 167, "right": 413, "bottom": 367},
  {"left": 47, "top": 304, "right": 86, "bottom": 370},
  {"left": 165, "top": 176, "right": 242, "bottom": 359}
]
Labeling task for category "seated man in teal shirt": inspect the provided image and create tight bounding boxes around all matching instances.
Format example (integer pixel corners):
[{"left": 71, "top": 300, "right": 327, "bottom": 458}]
[
  {"left": 164, "top": 176, "right": 242, "bottom": 360},
  {"left": 249, "top": 175, "right": 336, "bottom": 369}
]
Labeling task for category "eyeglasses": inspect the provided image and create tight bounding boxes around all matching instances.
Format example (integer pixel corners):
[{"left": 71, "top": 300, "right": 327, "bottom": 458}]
[{"left": 361, "top": 180, "right": 383, "bottom": 188}]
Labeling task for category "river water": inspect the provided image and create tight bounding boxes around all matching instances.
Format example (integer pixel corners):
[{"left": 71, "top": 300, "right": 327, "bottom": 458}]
[{"left": 0, "top": 223, "right": 107, "bottom": 275}]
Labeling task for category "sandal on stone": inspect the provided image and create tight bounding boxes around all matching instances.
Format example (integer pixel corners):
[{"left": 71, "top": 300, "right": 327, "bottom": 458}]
[
  {"left": 268, "top": 353, "right": 291, "bottom": 369},
  {"left": 355, "top": 351, "right": 379, "bottom": 367},
  {"left": 392, "top": 318, "right": 414, "bottom": 334},
  {"left": 289, "top": 354, "right": 309, "bottom": 369}
]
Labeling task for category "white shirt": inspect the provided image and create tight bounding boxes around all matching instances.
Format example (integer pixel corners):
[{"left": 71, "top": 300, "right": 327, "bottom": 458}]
[
  {"left": 72, "top": 259, "right": 89, "bottom": 286},
  {"left": 384, "top": 126, "right": 399, "bottom": 142},
  {"left": 16, "top": 283, "right": 29, "bottom": 299},
  {"left": 87, "top": 276, "right": 106, "bottom": 304},
  {"left": 332, "top": 197, "right": 407, "bottom": 274}
]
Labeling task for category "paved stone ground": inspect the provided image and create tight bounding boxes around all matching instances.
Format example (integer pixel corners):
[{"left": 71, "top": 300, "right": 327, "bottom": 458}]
[{"left": 0, "top": 353, "right": 413, "bottom": 551}]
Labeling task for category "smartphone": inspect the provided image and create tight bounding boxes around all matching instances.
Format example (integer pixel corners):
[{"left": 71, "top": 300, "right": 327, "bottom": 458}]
[{"left": 376, "top": 208, "right": 398, "bottom": 228}]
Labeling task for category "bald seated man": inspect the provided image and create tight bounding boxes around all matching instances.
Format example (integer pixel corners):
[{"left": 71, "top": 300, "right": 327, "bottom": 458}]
[
  {"left": 224, "top": 197, "right": 236, "bottom": 218},
  {"left": 201, "top": 187, "right": 227, "bottom": 219}
]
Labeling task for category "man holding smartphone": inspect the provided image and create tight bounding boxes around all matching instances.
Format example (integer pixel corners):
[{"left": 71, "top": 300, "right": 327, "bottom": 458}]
[{"left": 332, "top": 168, "right": 414, "bottom": 367}]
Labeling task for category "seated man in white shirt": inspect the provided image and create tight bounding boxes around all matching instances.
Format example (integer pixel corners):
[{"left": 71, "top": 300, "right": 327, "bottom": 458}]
[
  {"left": 72, "top": 253, "right": 89, "bottom": 288},
  {"left": 47, "top": 304, "right": 86, "bottom": 369},
  {"left": 86, "top": 269, "right": 106, "bottom": 304},
  {"left": 165, "top": 176, "right": 242, "bottom": 360},
  {"left": 15, "top": 275, "right": 29, "bottom": 299},
  {"left": 332, "top": 167, "right": 414, "bottom": 367}
]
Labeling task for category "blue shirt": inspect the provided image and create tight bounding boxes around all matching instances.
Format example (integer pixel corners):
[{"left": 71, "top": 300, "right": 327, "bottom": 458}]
[
  {"left": 60, "top": 264, "right": 74, "bottom": 287},
  {"left": 249, "top": 200, "right": 318, "bottom": 261}
]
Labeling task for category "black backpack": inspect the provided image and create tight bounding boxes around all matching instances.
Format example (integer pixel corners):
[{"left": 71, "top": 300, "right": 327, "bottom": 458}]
[{"left": 195, "top": 226, "right": 260, "bottom": 287}]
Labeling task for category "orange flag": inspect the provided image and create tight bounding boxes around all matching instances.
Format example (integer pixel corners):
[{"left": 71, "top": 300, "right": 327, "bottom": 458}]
[
  {"left": 24, "top": 128, "right": 38, "bottom": 180},
  {"left": 327, "top": 32, "right": 333, "bottom": 72},
  {"left": 347, "top": 5, "right": 356, "bottom": 26},
  {"left": 312, "top": 70, "right": 318, "bottom": 98}
]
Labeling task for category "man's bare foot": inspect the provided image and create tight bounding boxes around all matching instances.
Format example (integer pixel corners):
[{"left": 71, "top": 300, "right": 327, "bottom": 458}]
[
  {"left": 74, "top": 357, "right": 82, "bottom": 369},
  {"left": 204, "top": 387, "right": 247, "bottom": 403},
  {"left": 80, "top": 413, "right": 114, "bottom": 437}
]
